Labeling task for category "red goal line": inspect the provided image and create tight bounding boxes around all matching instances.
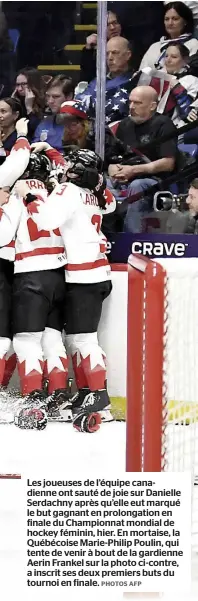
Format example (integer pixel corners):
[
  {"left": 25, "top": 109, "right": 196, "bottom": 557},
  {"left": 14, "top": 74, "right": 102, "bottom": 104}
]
[{"left": 0, "top": 474, "right": 21, "bottom": 479}]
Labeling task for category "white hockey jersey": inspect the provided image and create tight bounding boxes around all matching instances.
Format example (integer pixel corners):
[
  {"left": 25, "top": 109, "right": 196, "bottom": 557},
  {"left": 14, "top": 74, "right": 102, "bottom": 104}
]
[
  {"left": 0, "top": 136, "right": 31, "bottom": 262},
  {"left": 27, "top": 181, "right": 116, "bottom": 284},
  {"left": 0, "top": 179, "right": 66, "bottom": 273}
]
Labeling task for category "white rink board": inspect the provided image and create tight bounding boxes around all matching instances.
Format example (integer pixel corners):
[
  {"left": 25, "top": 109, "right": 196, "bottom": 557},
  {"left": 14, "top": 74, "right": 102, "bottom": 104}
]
[{"left": 98, "top": 269, "right": 128, "bottom": 398}]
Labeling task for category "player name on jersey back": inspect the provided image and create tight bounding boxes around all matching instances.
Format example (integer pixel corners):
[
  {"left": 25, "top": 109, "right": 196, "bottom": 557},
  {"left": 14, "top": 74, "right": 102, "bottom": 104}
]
[
  {"left": 15, "top": 182, "right": 67, "bottom": 273},
  {"left": 0, "top": 179, "right": 67, "bottom": 273}
]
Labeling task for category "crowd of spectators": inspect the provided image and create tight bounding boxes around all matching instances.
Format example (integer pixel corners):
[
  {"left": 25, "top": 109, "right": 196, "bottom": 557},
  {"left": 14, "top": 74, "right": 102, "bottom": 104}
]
[{"left": 1, "top": 1, "right": 198, "bottom": 233}]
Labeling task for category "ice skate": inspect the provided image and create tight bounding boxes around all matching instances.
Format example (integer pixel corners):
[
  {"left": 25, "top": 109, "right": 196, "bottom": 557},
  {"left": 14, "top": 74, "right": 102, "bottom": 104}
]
[
  {"left": 14, "top": 389, "right": 48, "bottom": 430},
  {"left": 47, "top": 389, "right": 73, "bottom": 423},
  {"left": 73, "top": 389, "right": 112, "bottom": 432},
  {"left": 71, "top": 388, "right": 114, "bottom": 424}
]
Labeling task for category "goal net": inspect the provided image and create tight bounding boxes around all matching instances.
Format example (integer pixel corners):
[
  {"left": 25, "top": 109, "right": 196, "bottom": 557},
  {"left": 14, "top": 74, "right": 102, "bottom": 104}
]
[{"left": 125, "top": 255, "right": 198, "bottom": 556}]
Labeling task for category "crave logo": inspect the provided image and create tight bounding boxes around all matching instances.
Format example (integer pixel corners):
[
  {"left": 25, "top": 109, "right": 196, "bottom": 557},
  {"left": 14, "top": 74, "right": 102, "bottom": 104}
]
[{"left": 131, "top": 242, "right": 189, "bottom": 257}]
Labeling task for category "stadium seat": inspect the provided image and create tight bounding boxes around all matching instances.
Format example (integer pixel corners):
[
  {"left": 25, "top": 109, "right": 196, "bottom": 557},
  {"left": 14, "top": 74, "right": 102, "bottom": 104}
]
[
  {"left": 8, "top": 29, "right": 20, "bottom": 53},
  {"left": 178, "top": 143, "right": 198, "bottom": 157}
]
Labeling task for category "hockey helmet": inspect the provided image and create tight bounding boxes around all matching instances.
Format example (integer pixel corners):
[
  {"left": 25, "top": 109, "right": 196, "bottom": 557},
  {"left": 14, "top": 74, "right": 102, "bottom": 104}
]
[
  {"left": 64, "top": 148, "right": 104, "bottom": 191},
  {"left": 21, "top": 152, "right": 52, "bottom": 182}
]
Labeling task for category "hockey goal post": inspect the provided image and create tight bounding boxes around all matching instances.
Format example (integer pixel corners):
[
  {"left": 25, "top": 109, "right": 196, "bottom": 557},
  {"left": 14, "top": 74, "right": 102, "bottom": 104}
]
[
  {"left": 125, "top": 254, "right": 198, "bottom": 549},
  {"left": 126, "top": 254, "right": 166, "bottom": 473}
]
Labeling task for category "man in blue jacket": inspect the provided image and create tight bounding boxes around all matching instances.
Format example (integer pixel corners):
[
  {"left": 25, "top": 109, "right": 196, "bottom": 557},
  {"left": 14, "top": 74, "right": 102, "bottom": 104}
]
[{"left": 33, "top": 76, "right": 74, "bottom": 152}]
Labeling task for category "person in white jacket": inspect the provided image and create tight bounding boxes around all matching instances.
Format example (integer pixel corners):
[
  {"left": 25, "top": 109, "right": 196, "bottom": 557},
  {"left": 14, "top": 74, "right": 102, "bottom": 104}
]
[
  {"left": 0, "top": 118, "right": 30, "bottom": 388},
  {"left": 140, "top": 1, "right": 198, "bottom": 70},
  {"left": 17, "top": 146, "right": 116, "bottom": 430},
  {"left": 139, "top": 41, "right": 198, "bottom": 127}
]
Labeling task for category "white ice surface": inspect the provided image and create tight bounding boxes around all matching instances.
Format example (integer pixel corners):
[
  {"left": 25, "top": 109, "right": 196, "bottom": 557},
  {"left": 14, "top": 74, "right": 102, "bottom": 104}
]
[{"left": 0, "top": 420, "right": 126, "bottom": 472}]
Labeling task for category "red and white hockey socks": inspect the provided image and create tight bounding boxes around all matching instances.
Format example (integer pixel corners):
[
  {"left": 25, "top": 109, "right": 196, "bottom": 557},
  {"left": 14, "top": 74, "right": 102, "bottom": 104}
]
[
  {"left": 66, "top": 332, "right": 106, "bottom": 391},
  {"left": 13, "top": 332, "right": 44, "bottom": 395},
  {"left": 42, "top": 327, "right": 68, "bottom": 394},
  {"left": 0, "top": 337, "right": 11, "bottom": 385}
]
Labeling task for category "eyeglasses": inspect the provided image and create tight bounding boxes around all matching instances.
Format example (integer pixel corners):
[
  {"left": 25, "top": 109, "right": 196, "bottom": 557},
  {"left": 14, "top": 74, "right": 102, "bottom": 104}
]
[
  {"left": 16, "top": 82, "right": 28, "bottom": 88},
  {"left": 107, "top": 20, "right": 118, "bottom": 27}
]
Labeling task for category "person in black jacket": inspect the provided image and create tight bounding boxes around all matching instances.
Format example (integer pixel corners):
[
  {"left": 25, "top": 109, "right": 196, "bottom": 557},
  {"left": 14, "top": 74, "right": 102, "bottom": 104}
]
[{"left": 107, "top": 85, "right": 177, "bottom": 232}]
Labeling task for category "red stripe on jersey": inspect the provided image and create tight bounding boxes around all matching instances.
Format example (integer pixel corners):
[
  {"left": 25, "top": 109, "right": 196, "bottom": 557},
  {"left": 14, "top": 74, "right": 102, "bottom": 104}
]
[
  {"left": 16, "top": 247, "right": 65, "bottom": 261},
  {"left": 7, "top": 240, "right": 15, "bottom": 248},
  {"left": 65, "top": 258, "right": 109, "bottom": 271},
  {"left": 100, "top": 243, "right": 107, "bottom": 253}
]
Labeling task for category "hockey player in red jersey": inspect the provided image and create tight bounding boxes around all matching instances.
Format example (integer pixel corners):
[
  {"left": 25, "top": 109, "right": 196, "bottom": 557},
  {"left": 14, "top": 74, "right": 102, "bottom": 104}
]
[
  {"left": 0, "top": 118, "right": 31, "bottom": 388},
  {"left": 0, "top": 149, "right": 73, "bottom": 429},
  {"left": 20, "top": 147, "right": 116, "bottom": 432}
]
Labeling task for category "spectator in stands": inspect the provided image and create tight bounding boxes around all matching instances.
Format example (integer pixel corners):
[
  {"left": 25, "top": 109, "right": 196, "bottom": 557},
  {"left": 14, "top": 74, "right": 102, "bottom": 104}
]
[
  {"left": 12, "top": 68, "right": 45, "bottom": 139},
  {"left": 76, "top": 36, "right": 139, "bottom": 125},
  {"left": 185, "top": 178, "right": 198, "bottom": 231},
  {"left": 156, "top": 42, "right": 198, "bottom": 125},
  {"left": 107, "top": 86, "right": 177, "bottom": 232},
  {"left": 140, "top": 2, "right": 198, "bottom": 70},
  {"left": 0, "top": 97, "right": 22, "bottom": 153},
  {"left": 164, "top": 1, "right": 198, "bottom": 34},
  {"left": 166, "top": 177, "right": 198, "bottom": 233},
  {"left": 80, "top": 10, "right": 122, "bottom": 83},
  {"left": 57, "top": 101, "right": 90, "bottom": 152},
  {"left": 33, "top": 75, "right": 74, "bottom": 152},
  {"left": 180, "top": 96, "right": 198, "bottom": 143}
]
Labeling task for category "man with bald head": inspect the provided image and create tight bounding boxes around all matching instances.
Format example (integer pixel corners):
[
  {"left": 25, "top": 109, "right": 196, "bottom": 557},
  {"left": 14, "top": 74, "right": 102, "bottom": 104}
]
[
  {"left": 76, "top": 36, "right": 139, "bottom": 124},
  {"left": 106, "top": 36, "right": 131, "bottom": 77},
  {"left": 108, "top": 85, "right": 177, "bottom": 232},
  {"left": 129, "top": 86, "right": 158, "bottom": 122}
]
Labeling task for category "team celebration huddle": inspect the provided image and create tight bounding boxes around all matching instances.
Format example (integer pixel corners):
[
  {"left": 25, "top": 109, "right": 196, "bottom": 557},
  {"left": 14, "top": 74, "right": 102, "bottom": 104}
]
[{"left": 0, "top": 117, "right": 115, "bottom": 433}]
